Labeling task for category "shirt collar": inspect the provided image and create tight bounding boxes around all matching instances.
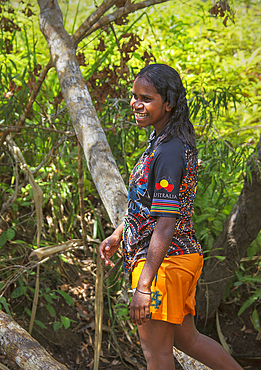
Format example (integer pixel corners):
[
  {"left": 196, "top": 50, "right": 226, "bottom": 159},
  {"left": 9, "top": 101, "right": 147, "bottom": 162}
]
[
  {"left": 148, "top": 126, "right": 168, "bottom": 146},
  {"left": 143, "top": 127, "right": 168, "bottom": 156}
]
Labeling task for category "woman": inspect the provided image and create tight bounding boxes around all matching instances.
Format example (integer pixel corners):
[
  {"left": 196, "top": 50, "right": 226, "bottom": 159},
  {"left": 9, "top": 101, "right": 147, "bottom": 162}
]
[{"left": 99, "top": 64, "right": 243, "bottom": 370}]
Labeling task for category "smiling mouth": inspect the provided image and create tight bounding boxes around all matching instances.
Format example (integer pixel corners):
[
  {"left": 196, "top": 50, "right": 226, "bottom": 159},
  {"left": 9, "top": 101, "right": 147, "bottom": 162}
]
[{"left": 134, "top": 112, "right": 148, "bottom": 119}]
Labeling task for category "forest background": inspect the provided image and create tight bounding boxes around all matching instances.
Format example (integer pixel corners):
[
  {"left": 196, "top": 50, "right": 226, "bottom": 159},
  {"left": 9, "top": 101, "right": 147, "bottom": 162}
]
[{"left": 0, "top": 0, "right": 261, "bottom": 369}]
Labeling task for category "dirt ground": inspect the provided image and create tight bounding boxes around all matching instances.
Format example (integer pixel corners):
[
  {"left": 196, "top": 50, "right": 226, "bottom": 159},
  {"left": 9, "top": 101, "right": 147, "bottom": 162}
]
[
  {"left": 1, "top": 300, "right": 260, "bottom": 370},
  {"left": 1, "top": 249, "right": 260, "bottom": 370}
]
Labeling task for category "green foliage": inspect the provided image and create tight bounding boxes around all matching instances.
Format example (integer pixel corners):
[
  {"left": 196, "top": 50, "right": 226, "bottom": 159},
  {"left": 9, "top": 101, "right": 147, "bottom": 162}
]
[
  {"left": 57, "top": 290, "right": 75, "bottom": 306},
  {"left": 37, "top": 288, "right": 75, "bottom": 331},
  {"left": 114, "top": 302, "right": 129, "bottom": 321},
  {"left": 61, "top": 315, "right": 75, "bottom": 329},
  {"left": 0, "top": 227, "right": 15, "bottom": 247},
  {"left": 11, "top": 286, "right": 27, "bottom": 299},
  {"left": 0, "top": 0, "right": 260, "bottom": 340},
  {"left": 0, "top": 296, "right": 11, "bottom": 315},
  {"left": 252, "top": 309, "right": 260, "bottom": 333},
  {"left": 34, "top": 319, "right": 48, "bottom": 329},
  {"left": 238, "top": 286, "right": 261, "bottom": 316}
]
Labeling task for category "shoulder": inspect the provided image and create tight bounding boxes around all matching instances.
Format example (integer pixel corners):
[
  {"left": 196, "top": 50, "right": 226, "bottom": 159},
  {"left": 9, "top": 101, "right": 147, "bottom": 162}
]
[{"left": 154, "top": 136, "right": 185, "bottom": 159}]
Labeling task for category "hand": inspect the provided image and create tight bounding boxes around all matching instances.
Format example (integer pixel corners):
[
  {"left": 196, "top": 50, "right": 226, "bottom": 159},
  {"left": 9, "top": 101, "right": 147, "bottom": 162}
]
[
  {"left": 130, "top": 289, "right": 151, "bottom": 326},
  {"left": 99, "top": 232, "right": 122, "bottom": 267}
]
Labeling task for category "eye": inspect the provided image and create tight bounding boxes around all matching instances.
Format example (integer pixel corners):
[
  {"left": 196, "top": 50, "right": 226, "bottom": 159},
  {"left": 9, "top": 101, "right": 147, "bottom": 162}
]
[
  {"left": 132, "top": 93, "right": 137, "bottom": 99},
  {"left": 143, "top": 97, "right": 151, "bottom": 102}
]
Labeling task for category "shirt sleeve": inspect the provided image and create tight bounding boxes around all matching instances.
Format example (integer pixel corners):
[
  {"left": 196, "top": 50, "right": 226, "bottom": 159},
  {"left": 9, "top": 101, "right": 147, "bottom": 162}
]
[{"left": 149, "top": 138, "right": 186, "bottom": 218}]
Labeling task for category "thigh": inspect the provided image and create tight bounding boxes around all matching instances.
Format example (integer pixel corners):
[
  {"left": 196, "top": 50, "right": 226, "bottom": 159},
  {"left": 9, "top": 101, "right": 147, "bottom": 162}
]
[
  {"left": 173, "top": 314, "right": 199, "bottom": 350},
  {"left": 138, "top": 319, "right": 175, "bottom": 354}
]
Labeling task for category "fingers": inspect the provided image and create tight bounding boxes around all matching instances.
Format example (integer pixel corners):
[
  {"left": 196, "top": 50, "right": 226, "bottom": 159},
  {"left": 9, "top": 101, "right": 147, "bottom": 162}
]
[
  {"left": 130, "top": 293, "right": 151, "bottom": 326},
  {"left": 99, "top": 240, "right": 106, "bottom": 259},
  {"left": 99, "top": 239, "right": 115, "bottom": 267},
  {"left": 99, "top": 233, "right": 121, "bottom": 267},
  {"left": 131, "top": 306, "right": 149, "bottom": 326},
  {"left": 139, "top": 306, "right": 148, "bottom": 325},
  {"left": 145, "top": 305, "right": 150, "bottom": 321}
]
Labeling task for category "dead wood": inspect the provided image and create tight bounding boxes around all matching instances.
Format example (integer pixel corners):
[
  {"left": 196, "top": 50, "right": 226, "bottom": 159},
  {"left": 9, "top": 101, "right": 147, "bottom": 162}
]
[
  {"left": 197, "top": 136, "right": 261, "bottom": 320},
  {"left": 30, "top": 237, "right": 100, "bottom": 260},
  {"left": 4, "top": 134, "right": 44, "bottom": 334},
  {"left": 0, "top": 310, "right": 68, "bottom": 370},
  {"left": 173, "top": 347, "right": 212, "bottom": 370}
]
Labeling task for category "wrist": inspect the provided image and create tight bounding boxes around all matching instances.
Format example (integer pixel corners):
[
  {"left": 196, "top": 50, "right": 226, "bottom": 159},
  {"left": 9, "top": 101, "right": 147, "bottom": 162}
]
[
  {"left": 112, "top": 222, "right": 124, "bottom": 240},
  {"left": 112, "top": 229, "right": 122, "bottom": 242},
  {"left": 135, "top": 288, "right": 151, "bottom": 295},
  {"left": 137, "top": 281, "right": 152, "bottom": 292}
]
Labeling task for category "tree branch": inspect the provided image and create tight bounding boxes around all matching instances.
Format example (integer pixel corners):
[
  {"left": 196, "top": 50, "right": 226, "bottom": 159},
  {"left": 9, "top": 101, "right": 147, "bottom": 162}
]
[
  {"left": 19, "top": 60, "right": 53, "bottom": 127},
  {"left": 73, "top": 0, "right": 118, "bottom": 44},
  {"left": 32, "top": 134, "right": 72, "bottom": 174},
  {"left": 73, "top": 0, "right": 169, "bottom": 44},
  {"left": 0, "top": 61, "right": 53, "bottom": 150},
  {"left": 0, "top": 125, "right": 75, "bottom": 136}
]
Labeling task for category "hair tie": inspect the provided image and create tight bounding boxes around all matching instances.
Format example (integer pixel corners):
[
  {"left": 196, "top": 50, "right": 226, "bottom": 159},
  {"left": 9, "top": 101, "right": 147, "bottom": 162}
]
[{"left": 135, "top": 288, "right": 152, "bottom": 295}]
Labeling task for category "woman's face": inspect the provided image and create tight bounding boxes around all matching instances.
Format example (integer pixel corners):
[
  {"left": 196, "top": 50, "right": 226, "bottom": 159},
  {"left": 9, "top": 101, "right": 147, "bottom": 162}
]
[{"left": 130, "top": 77, "right": 171, "bottom": 135}]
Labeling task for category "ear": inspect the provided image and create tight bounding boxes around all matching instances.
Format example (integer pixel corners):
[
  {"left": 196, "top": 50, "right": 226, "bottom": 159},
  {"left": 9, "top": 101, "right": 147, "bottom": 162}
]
[{"left": 165, "top": 103, "right": 172, "bottom": 112}]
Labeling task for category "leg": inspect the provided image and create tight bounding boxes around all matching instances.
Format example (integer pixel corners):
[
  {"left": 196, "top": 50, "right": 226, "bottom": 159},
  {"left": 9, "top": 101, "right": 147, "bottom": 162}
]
[
  {"left": 138, "top": 319, "right": 175, "bottom": 370},
  {"left": 174, "top": 314, "right": 243, "bottom": 370}
]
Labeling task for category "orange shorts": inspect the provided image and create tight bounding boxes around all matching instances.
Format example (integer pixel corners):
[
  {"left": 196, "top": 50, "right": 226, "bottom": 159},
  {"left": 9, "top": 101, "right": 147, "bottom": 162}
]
[{"left": 131, "top": 253, "right": 203, "bottom": 324}]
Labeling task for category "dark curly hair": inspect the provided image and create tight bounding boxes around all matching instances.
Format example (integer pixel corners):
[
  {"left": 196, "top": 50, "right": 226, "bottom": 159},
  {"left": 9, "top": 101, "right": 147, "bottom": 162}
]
[{"left": 135, "top": 64, "right": 197, "bottom": 153}]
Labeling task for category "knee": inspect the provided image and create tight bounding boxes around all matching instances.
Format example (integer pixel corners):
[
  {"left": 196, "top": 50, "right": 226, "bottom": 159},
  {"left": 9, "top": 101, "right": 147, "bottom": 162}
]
[
  {"left": 141, "top": 342, "right": 153, "bottom": 364},
  {"left": 143, "top": 345, "right": 174, "bottom": 367},
  {"left": 141, "top": 338, "right": 173, "bottom": 364}
]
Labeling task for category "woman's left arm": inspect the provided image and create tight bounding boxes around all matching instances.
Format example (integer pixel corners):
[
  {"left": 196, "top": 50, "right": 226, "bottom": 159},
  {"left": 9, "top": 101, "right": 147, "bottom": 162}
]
[{"left": 130, "top": 216, "right": 176, "bottom": 325}]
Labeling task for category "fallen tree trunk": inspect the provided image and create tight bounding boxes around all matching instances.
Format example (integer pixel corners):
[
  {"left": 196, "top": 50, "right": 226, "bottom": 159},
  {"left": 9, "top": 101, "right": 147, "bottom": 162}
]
[
  {"left": 197, "top": 136, "right": 261, "bottom": 320},
  {"left": 173, "top": 347, "right": 211, "bottom": 370},
  {"left": 0, "top": 310, "right": 68, "bottom": 370}
]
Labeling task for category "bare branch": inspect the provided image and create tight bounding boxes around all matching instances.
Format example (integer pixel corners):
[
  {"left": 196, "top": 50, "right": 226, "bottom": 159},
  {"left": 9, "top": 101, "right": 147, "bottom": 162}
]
[
  {"left": 0, "top": 127, "right": 20, "bottom": 150},
  {"left": 0, "top": 61, "right": 53, "bottom": 150},
  {"left": 73, "top": 0, "right": 169, "bottom": 44},
  {"left": 30, "top": 237, "right": 100, "bottom": 260},
  {"left": 0, "top": 125, "right": 75, "bottom": 136},
  {"left": 73, "top": 0, "right": 118, "bottom": 44},
  {"left": 0, "top": 133, "right": 71, "bottom": 216},
  {"left": 32, "top": 135, "right": 72, "bottom": 174},
  {"left": 19, "top": 60, "right": 53, "bottom": 127}
]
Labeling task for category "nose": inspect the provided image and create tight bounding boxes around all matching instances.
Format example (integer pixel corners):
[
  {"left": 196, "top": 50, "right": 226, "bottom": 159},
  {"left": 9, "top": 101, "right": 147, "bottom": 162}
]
[{"left": 131, "top": 98, "right": 143, "bottom": 110}]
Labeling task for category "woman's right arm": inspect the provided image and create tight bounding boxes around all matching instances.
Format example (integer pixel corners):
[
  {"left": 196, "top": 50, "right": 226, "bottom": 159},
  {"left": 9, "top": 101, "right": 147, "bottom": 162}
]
[{"left": 99, "top": 222, "right": 124, "bottom": 267}]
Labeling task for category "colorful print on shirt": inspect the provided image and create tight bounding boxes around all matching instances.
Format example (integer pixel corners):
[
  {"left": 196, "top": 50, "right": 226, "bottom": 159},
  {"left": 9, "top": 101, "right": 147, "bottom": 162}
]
[{"left": 123, "top": 130, "right": 202, "bottom": 272}]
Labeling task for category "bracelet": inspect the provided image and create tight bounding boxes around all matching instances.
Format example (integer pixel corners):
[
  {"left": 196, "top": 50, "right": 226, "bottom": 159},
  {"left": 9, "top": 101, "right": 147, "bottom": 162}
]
[{"left": 135, "top": 288, "right": 151, "bottom": 295}]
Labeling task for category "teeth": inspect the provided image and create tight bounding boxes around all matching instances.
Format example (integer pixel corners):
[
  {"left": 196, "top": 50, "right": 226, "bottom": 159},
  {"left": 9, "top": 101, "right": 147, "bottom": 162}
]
[{"left": 135, "top": 113, "right": 147, "bottom": 118}]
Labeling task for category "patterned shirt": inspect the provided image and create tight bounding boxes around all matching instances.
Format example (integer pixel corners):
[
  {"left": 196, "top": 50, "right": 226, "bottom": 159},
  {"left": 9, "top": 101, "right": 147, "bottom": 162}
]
[{"left": 123, "top": 129, "right": 202, "bottom": 272}]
